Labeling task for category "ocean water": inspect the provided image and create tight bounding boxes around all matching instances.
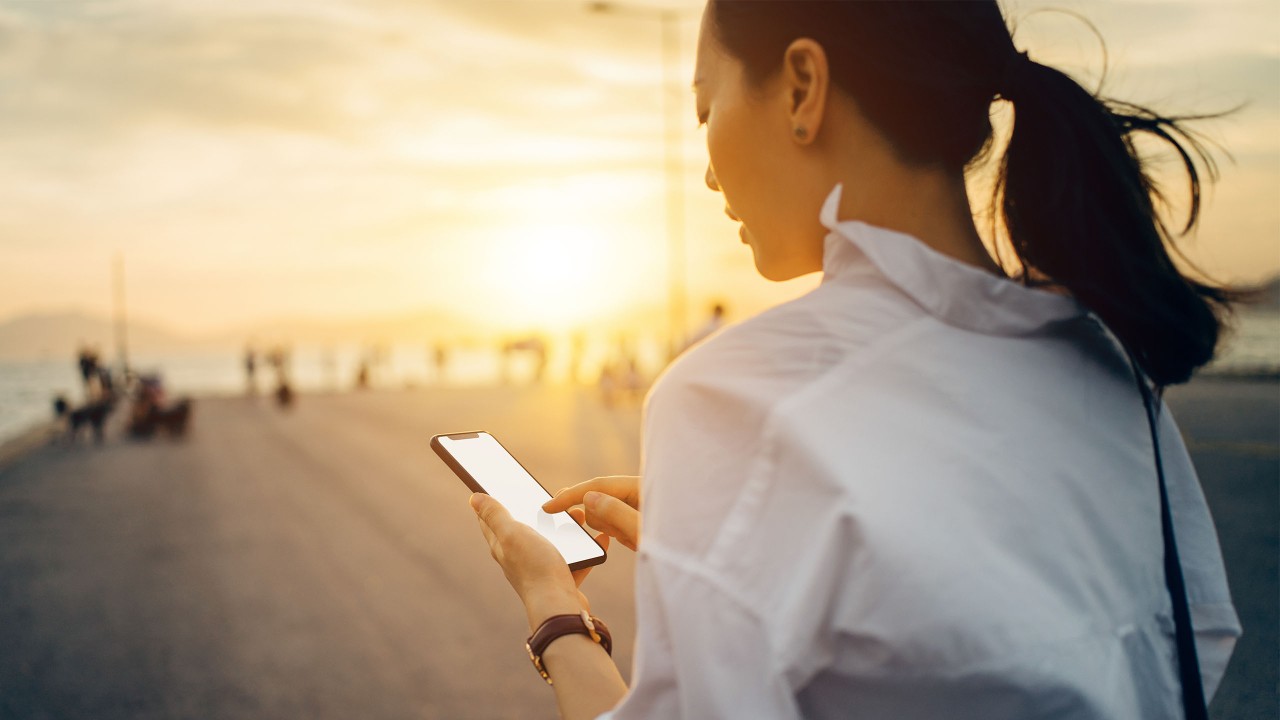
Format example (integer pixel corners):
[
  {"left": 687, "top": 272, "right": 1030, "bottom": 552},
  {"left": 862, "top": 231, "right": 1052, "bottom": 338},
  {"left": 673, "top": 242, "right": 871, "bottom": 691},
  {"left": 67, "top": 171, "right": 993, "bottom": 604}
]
[
  {"left": 2, "top": 312, "right": 1276, "bottom": 447},
  {"left": 1220, "top": 309, "right": 1280, "bottom": 374},
  {"left": 0, "top": 344, "right": 490, "bottom": 446}
]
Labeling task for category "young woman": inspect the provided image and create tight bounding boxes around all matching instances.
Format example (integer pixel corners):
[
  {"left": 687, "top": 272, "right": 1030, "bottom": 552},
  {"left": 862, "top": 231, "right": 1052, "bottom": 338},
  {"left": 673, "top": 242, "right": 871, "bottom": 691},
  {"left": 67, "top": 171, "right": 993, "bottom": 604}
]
[{"left": 469, "top": 2, "right": 1241, "bottom": 718}]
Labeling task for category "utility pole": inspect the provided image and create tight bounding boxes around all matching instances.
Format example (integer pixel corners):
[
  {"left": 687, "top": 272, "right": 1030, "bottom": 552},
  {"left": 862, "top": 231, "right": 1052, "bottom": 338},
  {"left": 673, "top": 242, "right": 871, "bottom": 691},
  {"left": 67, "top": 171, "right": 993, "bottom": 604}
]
[
  {"left": 113, "top": 252, "right": 130, "bottom": 376},
  {"left": 589, "top": 3, "right": 693, "bottom": 358}
]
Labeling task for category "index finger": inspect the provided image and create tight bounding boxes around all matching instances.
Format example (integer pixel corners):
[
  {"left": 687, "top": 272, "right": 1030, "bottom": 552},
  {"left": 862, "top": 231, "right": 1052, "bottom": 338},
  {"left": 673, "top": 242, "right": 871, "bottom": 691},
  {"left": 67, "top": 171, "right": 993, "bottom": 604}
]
[{"left": 542, "top": 475, "right": 640, "bottom": 513}]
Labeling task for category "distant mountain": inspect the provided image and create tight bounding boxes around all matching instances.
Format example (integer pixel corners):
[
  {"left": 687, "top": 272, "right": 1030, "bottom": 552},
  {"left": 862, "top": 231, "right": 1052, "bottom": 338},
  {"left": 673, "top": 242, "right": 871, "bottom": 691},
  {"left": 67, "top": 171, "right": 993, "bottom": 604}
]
[
  {"left": 0, "top": 310, "right": 194, "bottom": 361},
  {"left": 216, "top": 310, "right": 477, "bottom": 347},
  {"left": 0, "top": 308, "right": 485, "bottom": 361}
]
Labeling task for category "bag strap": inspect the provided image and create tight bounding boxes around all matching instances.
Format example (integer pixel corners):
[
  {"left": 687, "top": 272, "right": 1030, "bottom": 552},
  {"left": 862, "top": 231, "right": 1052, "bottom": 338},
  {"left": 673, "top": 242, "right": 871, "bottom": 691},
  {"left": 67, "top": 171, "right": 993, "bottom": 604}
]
[{"left": 1127, "top": 355, "right": 1208, "bottom": 719}]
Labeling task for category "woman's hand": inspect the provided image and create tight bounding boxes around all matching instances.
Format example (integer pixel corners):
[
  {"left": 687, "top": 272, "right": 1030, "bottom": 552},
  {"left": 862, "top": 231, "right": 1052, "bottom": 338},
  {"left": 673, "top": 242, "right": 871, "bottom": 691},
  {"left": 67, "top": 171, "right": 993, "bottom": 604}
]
[
  {"left": 471, "top": 493, "right": 629, "bottom": 718},
  {"left": 542, "top": 476, "right": 641, "bottom": 551},
  {"left": 470, "top": 493, "right": 610, "bottom": 631}
]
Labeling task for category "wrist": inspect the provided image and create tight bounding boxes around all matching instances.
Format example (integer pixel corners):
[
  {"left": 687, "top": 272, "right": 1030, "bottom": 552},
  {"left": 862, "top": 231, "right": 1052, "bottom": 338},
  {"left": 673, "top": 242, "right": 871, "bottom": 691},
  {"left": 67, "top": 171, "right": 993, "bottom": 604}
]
[
  {"left": 525, "top": 611, "right": 614, "bottom": 686},
  {"left": 523, "top": 587, "right": 582, "bottom": 632},
  {"left": 540, "top": 631, "right": 607, "bottom": 671}
]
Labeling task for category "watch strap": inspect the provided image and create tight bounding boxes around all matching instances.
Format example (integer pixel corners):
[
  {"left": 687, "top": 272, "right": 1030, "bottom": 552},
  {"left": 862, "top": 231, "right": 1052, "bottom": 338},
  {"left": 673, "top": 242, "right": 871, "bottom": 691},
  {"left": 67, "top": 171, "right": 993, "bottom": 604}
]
[{"left": 525, "top": 611, "right": 613, "bottom": 685}]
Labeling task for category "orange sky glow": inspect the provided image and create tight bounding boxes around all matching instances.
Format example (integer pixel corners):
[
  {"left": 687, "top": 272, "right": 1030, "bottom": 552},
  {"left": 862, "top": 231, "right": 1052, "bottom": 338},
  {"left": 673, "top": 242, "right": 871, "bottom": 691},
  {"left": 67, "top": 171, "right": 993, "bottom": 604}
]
[{"left": 1, "top": 0, "right": 1276, "bottom": 342}]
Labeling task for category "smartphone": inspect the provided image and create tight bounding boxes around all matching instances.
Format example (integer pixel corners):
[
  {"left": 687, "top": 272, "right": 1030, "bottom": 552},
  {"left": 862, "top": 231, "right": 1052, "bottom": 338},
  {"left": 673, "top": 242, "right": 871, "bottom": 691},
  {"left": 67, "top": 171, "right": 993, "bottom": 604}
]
[{"left": 431, "top": 431, "right": 607, "bottom": 571}]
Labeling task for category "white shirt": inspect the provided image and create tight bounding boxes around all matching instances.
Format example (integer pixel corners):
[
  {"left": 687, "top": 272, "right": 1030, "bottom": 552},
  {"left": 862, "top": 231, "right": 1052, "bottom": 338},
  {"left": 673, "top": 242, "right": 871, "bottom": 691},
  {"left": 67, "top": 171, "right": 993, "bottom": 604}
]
[{"left": 600, "top": 185, "right": 1240, "bottom": 719}]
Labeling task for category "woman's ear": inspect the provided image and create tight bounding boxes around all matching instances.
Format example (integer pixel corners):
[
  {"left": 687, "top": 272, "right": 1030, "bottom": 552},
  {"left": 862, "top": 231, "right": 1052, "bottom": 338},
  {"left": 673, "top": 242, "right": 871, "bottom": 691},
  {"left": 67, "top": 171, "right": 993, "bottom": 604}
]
[{"left": 782, "top": 38, "right": 828, "bottom": 146}]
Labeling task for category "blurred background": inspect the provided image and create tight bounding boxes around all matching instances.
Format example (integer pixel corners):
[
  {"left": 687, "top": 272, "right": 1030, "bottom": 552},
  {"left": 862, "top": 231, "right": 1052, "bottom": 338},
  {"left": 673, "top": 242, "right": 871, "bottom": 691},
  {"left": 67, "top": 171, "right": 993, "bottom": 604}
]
[
  {"left": 0, "top": 1, "right": 1276, "bottom": 719},
  {"left": 0, "top": 0, "right": 1277, "bottom": 427}
]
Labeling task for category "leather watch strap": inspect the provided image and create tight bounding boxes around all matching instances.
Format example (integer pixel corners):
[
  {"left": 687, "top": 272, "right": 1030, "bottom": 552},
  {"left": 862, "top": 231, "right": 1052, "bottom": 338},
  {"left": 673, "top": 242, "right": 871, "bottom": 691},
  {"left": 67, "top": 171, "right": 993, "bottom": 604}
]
[{"left": 525, "top": 611, "right": 613, "bottom": 685}]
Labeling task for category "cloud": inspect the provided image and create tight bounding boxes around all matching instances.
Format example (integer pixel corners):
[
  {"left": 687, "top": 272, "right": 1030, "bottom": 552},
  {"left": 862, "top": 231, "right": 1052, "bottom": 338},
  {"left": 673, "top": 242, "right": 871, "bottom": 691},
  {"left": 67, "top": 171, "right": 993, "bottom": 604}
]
[
  {"left": 0, "top": 5, "right": 366, "bottom": 139},
  {"left": 0, "top": 0, "right": 1275, "bottom": 330},
  {"left": 0, "top": 0, "right": 691, "bottom": 186}
]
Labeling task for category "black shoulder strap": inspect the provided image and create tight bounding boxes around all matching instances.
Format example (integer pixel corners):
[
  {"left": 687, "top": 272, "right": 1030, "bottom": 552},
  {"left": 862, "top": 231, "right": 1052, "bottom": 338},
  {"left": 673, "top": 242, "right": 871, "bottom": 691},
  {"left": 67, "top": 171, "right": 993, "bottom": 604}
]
[{"left": 1127, "top": 355, "right": 1208, "bottom": 719}]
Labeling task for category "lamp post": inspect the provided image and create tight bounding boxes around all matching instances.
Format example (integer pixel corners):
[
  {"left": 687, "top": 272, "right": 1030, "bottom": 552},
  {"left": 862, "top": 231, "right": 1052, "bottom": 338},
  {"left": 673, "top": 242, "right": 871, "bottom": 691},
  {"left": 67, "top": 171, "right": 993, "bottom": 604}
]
[
  {"left": 113, "top": 252, "right": 130, "bottom": 377},
  {"left": 588, "top": 2, "right": 693, "bottom": 358}
]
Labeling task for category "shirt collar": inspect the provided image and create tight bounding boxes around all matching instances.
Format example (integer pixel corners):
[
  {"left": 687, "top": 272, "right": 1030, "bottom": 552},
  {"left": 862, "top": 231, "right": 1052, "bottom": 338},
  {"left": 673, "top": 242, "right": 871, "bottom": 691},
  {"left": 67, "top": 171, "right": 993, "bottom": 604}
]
[{"left": 819, "top": 183, "right": 1086, "bottom": 336}]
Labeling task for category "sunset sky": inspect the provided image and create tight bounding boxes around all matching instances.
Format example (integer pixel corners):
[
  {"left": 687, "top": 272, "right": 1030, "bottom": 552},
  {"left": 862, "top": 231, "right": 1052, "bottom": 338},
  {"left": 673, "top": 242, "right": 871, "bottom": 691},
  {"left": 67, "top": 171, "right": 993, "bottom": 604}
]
[{"left": 1, "top": 0, "right": 1276, "bottom": 339}]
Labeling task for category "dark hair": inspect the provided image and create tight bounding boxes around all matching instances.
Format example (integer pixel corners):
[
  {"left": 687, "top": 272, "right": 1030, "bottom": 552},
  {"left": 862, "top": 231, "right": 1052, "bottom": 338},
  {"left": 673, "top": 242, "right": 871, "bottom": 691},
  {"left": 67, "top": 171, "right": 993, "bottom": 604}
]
[{"left": 709, "top": 0, "right": 1239, "bottom": 386}]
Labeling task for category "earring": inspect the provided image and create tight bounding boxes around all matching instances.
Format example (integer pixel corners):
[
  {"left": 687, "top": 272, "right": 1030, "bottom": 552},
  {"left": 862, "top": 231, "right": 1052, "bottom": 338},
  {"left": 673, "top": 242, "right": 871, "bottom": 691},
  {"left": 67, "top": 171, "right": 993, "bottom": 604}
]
[{"left": 793, "top": 126, "right": 808, "bottom": 140}]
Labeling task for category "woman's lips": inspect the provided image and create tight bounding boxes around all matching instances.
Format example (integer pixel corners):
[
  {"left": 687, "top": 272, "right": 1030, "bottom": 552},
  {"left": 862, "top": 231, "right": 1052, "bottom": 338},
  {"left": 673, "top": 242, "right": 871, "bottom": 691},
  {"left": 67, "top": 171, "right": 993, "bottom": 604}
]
[{"left": 726, "top": 207, "right": 747, "bottom": 243}]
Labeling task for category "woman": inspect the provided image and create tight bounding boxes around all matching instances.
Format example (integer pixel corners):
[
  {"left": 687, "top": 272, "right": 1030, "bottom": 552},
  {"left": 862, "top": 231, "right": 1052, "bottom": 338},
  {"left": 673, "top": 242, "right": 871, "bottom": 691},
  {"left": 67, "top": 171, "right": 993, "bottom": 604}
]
[{"left": 469, "top": 2, "right": 1241, "bottom": 718}]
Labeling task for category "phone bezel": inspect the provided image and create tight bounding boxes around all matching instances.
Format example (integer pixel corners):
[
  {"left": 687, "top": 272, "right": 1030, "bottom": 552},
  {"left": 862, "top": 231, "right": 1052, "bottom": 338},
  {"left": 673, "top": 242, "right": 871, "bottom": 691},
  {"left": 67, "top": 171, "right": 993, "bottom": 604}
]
[{"left": 431, "top": 431, "right": 607, "bottom": 572}]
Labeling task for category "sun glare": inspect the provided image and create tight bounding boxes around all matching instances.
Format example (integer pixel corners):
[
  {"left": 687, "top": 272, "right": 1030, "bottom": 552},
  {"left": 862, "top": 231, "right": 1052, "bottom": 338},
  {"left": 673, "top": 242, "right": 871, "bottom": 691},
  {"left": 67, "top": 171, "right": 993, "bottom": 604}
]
[{"left": 479, "top": 223, "right": 629, "bottom": 332}]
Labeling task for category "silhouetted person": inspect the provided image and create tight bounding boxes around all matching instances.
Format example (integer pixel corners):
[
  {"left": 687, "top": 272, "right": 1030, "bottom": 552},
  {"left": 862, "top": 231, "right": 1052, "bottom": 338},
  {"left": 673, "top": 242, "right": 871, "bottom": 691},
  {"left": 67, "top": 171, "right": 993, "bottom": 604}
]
[
  {"left": 599, "top": 334, "right": 643, "bottom": 406},
  {"left": 532, "top": 339, "right": 548, "bottom": 383},
  {"left": 275, "top": 381, "right": 294, "bottom": 408},
  {"left": 266, "top": 345, "right": 293, "bottom": 409},
  {"left": 76, "top": 345, "right": 100, "bottom": 390},
  {"left": 243, "top": 345, "right": 258, "bottom": 395},
  {"left": 97, "top": 367, "right": 115, "bottom": 401},
  {"left": 432, "top": 342, "right": 449, "bottom": 384},
  {"left": 127, "top": 374, "right": 191, "bottom": 439},
  {"left": 684, "top": 302, "right": 728, "bottom": 351}
]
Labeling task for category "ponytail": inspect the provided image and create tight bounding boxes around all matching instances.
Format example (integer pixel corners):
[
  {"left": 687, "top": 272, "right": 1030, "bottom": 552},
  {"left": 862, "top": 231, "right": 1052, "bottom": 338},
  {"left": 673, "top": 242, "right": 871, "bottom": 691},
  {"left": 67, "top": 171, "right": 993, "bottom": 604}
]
[
  {"left": 708, "top": 1, "right": 1239, "bottom": 386},
  {"left": 994, "top": 56, "right": 1237, "bottom": 386}
]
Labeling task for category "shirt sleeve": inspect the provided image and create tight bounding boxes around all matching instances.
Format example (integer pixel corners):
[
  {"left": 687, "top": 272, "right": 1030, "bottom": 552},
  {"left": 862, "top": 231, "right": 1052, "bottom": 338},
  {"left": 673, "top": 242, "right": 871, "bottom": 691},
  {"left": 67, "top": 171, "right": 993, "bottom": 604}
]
[{"left": 597, "top": 547, "right": 804, "bottom": 720}]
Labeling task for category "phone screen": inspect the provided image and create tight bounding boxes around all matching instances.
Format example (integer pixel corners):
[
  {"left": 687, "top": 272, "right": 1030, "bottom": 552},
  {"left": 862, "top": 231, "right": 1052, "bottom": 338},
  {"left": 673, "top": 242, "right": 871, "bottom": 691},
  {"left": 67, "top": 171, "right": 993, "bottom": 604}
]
[{"left": 434, "top": 432, "right": 605, "bottom": 569}]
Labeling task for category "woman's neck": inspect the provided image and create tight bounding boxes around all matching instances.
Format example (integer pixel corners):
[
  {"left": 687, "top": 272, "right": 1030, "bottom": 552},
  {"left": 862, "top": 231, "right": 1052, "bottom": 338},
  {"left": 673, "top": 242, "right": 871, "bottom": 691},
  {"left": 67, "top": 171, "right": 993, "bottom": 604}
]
[{"left": 830, "top": 159, "right": 1004, "bottom": 277}]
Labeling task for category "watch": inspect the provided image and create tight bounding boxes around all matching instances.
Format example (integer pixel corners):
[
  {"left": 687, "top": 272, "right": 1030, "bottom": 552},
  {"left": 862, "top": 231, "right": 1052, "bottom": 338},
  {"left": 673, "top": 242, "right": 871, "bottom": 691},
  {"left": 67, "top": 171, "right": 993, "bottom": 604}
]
[{"left": 525, "top": 610, "right": 613, "bottom": 685}]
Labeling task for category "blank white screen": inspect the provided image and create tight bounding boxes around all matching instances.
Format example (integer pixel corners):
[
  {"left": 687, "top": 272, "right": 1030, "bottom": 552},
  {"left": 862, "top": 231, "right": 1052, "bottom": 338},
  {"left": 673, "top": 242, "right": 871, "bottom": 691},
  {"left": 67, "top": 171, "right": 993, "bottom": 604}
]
[{"left": 440, "top": 433, "right": 603, "bottom": 566}]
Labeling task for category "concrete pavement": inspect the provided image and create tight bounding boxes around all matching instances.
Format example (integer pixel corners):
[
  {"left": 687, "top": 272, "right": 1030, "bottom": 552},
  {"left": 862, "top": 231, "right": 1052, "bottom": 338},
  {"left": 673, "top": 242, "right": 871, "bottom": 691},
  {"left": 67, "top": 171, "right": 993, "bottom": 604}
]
[
  {"left": 0, "top": 378, "right": 1274, "bottom": 719},
  {"left": 0, "top": 386, "right": 640, "bottom": 720}
]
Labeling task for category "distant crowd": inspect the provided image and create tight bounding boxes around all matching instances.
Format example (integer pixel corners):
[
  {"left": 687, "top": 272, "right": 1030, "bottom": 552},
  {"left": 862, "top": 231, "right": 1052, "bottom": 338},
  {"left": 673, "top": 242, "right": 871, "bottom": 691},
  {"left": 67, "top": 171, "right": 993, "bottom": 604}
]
[
  {"left": 53, "top": 345, "right": 191, "bottom": 444},
  {"left": 234, "top": 302, "right": 729, "bottom": 410}
]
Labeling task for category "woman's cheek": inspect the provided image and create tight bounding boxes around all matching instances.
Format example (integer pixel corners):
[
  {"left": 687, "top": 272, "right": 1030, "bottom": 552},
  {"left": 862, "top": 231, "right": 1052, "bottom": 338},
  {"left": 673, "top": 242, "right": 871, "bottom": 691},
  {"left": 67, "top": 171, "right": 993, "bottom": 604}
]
[
  {"left": 706, "top": 122, "right": 746, "bottom": 215},
  {"left": 705, "top": 123, "right": 727, "bottom": 187}
]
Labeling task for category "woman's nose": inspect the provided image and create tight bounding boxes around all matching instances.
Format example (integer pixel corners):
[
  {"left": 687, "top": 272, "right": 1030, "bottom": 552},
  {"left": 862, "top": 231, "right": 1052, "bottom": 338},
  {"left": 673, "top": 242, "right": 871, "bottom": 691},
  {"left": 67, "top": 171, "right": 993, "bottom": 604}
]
[{"left": 705, "top": 165, "right": 720, "bottom": 192}]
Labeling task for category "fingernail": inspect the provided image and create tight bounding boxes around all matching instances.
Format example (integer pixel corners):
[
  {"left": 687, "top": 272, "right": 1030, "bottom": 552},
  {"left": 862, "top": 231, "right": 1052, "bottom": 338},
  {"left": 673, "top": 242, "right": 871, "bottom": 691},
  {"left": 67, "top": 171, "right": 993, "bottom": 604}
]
[
  {"left": 469, "top": 493, "right": 483, "bottom": 511},
  {"left": 584, "top": 491, "right": 601, "bottom": 508}
]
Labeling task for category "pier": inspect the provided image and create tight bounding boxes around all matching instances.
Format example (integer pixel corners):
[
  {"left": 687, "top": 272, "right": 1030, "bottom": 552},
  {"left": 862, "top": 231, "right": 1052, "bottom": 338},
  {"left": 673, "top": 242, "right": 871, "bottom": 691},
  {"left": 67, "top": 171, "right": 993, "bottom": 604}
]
[{"left": 0, "top": 379, "right": 1274, "bottom": 719}]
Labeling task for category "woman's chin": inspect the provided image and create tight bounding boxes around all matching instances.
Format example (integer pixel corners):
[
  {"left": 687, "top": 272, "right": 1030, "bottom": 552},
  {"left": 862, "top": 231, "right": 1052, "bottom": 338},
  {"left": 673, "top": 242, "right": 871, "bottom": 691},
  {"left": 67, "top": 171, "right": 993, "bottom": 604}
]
[
  {"left": 753, "top": 254, "right": 794, "bottom": 282},
  {"left": 752, "top": 250, "right": 820, "bottom": 282}
]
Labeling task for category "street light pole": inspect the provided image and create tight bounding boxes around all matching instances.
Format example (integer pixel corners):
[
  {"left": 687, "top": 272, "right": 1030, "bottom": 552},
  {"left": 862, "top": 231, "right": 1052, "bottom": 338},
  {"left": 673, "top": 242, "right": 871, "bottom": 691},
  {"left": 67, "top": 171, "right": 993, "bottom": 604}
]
[
  {"left": 588, "top": 3, "right": 691, "bottom": 358},
  {"left": 113, "top": 252, "right": 130, "bottom": 377}
]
